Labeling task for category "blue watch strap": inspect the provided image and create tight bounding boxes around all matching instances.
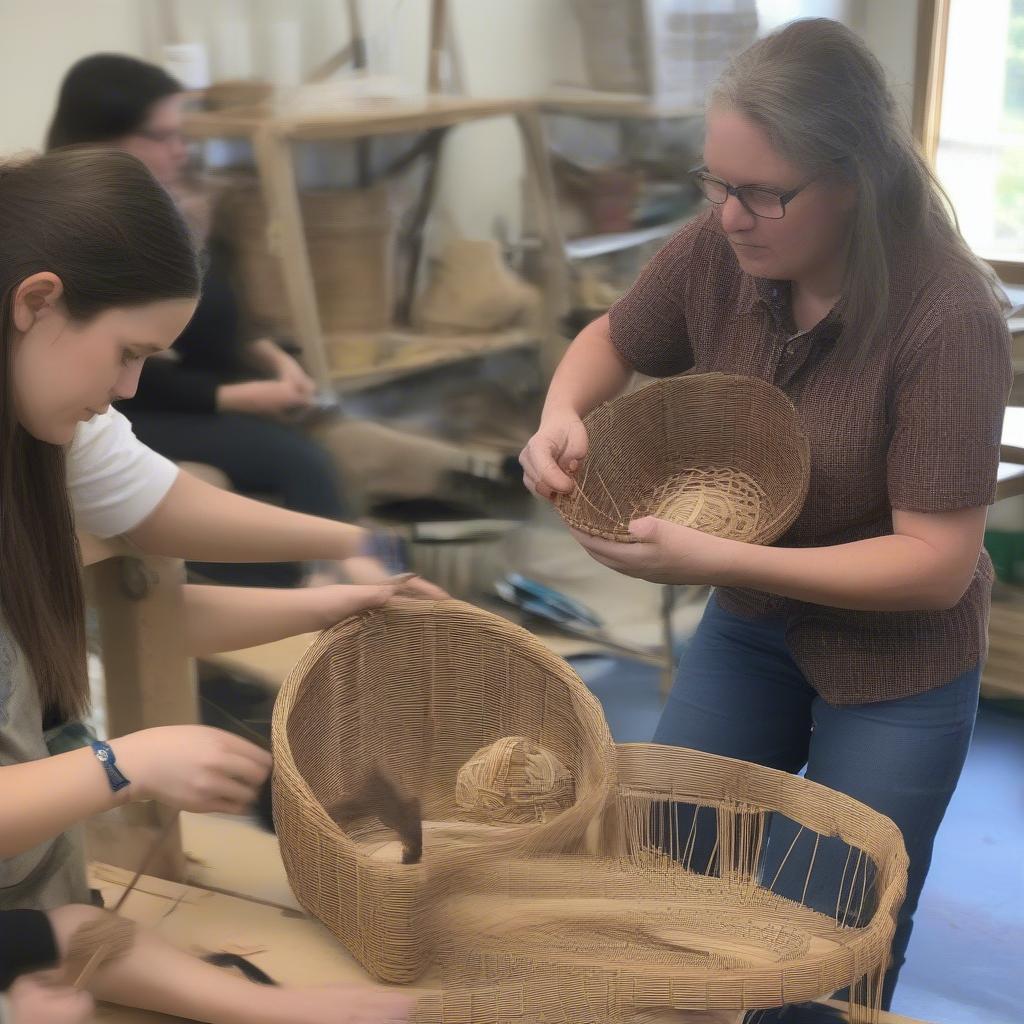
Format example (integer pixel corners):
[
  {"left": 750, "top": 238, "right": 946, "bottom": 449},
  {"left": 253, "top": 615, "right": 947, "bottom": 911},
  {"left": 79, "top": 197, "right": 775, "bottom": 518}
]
[{"left": 91, "top": 740, "right": 131, "bottom": 793}]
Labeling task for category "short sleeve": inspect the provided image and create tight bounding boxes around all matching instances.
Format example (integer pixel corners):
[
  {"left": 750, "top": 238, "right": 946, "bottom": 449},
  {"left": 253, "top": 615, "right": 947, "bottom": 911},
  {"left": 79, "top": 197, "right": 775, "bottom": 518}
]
[
  {"left": 606, "top": 213, "right": 710, "bottom": 378},
  {"left": 887, "top": 301, "right": 1012, "bottom": 511},
  {"left": 67, "top": 408, "right": 179, "bottom": 538}
]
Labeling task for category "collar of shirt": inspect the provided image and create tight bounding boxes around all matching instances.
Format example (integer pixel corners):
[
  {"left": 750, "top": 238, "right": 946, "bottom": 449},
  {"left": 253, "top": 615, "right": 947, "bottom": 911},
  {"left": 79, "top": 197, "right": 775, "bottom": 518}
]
[
  {"left": 743, "top": 275, "right": 845, "bottom": 343},
  {"left": 736, "top": 275, "right": 844, "bottom": 389}
]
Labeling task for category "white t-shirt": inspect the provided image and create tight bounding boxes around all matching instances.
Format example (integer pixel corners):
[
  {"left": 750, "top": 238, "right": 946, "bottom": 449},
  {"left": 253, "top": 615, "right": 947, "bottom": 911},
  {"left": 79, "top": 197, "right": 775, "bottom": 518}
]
[{"left": 66, "top": 408, "right": 179, "bottom": 538}]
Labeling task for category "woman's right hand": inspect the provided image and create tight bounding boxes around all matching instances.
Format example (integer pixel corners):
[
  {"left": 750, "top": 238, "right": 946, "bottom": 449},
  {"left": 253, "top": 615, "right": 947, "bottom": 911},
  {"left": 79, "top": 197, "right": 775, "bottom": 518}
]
[
  {"left": 519, "top": 408, "right": 589, "bottom": 501},
  {"left": 216, "top": 380, "right": 313, "bottom": 418},
  {"left": 111, "top": 726, "right": 271, "bottom": 815}
]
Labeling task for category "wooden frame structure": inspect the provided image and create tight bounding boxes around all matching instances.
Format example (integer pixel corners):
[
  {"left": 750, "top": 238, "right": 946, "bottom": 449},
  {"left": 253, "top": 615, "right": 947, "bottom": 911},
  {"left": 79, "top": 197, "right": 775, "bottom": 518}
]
[
  {"left": 82, "top": 541, "right": 196, "bottom": 881},
  {"left": 183, "top": 96, "right": 567, "bottom": 391},
  {"left": 913, "top": 0, "right": 1024, "bottom": 285}
]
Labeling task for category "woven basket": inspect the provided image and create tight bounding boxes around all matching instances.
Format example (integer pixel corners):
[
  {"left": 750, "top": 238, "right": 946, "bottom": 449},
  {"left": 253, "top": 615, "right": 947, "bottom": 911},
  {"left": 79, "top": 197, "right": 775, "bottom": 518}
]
[
  {"left": 271, "top": 598, "right": 616, "bottom": 983},
  {"left": 272, "top": 599, "right": 907, "bottom": 1021},
  {"left": 411, "top": 742, "right": 908, "bottom": 1023},
  {"left": 217, "top": 184, "right": 394, "bottom": 336},
  {"left": 556, "top": 373, "right": 810, "bottom": 545}
]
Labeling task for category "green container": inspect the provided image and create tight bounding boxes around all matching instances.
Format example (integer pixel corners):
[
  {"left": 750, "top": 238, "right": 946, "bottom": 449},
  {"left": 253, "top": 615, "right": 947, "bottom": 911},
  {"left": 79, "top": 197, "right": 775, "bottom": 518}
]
[{"left": 984, "top": 530, "right": 1024, "bottom": 584}]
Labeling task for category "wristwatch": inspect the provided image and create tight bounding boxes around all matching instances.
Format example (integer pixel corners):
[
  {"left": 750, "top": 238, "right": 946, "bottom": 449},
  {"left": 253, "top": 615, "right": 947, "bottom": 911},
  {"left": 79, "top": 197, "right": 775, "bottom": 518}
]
[{"left": 90, "top": 740, "right": 132, "bottom": 793}]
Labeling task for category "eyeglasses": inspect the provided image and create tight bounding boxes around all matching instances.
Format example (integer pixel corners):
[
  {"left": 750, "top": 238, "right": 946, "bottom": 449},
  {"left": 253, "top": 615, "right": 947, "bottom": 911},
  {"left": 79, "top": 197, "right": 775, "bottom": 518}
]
[{"left": 690, "top": 165, "right": 816, "bottom": 220}]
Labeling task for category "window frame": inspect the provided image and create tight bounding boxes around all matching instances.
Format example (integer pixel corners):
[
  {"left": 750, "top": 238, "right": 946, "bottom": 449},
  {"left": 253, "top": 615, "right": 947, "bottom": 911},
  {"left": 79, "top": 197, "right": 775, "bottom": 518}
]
[{"left": 914, "top": 0, "right": 1024, "bottom": 283}]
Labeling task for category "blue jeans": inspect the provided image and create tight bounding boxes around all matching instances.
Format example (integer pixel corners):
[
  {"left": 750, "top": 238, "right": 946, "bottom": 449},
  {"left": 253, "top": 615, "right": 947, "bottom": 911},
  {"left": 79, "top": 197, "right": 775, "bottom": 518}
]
[{"left": 653, "top": 594, "right": 980, "bottom": 1013}]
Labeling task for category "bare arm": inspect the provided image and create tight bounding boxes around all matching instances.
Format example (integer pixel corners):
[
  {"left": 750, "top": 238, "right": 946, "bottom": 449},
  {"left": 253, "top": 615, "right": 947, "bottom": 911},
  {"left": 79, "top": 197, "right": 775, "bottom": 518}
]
[
  {"left": 124, "top": 469, "right": 366, "bottom": 563},
  {"left": 181, "top": 583, "right": 396, "bottom": 656},
  {"left": 724, "top": 507, "right": 988, "bottom": 611},
  {"left": 78, "top": 531, "right": 129, "bottom": 566},
  {"left": 520, "top": 315, "right": 633, "bottom": 497},
  {"left": 0, "top": 726, "right": 271, "bottom": 859},
  {"left": 586, "top": 506, "right": 988, "bottom": 612},
  {"left": 542, "top": 315, "right": 634, "bottom": 420},
  {"left": 0, "top": 747, "right": 127, "bottom": 858},
  {"left": 244, "top": 337, "right": 289, "bottom": 375}
]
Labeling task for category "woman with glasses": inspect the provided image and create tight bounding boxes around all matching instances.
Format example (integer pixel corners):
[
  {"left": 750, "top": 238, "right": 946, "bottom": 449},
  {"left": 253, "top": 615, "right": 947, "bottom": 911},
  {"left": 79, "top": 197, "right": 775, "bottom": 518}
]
[{"left": 521, "top": 18, "right": 1011, "bottom": 1018}]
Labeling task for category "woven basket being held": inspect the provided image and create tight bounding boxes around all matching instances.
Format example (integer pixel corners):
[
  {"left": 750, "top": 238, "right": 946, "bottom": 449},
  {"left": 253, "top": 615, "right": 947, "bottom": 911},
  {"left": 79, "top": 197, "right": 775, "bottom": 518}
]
[
  {"left": 271, "top": 598, "right": 616, "bottom": 984},
  {"left": 555, "top": 373, "right": 810, "bottom": 545}
]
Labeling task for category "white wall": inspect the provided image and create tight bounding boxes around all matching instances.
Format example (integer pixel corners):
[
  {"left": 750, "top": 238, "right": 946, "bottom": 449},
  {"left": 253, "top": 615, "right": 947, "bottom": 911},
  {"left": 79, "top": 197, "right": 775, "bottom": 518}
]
[
  {"left": 0, "top": 0, "right": 923, "bottom": 240},
  {"left": 856, "top": 0, "right": 921, "bottom": 124},
  {"left": 0, "top": 0, "right": 146, "bottom": 155}
]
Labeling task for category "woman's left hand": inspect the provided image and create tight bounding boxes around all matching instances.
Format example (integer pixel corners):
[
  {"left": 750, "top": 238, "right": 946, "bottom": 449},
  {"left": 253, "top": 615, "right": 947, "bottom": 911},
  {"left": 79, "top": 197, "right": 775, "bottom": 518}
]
[
  {"left": 342, "top": 554, "right": 450, "bottom": 600},
  {"left": 570, "top": 517, "right": 741, "bottom": 586}
]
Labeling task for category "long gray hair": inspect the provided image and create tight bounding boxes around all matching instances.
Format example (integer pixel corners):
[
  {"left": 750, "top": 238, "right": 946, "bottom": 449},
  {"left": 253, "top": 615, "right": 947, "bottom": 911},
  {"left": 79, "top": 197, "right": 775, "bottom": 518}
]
[{"left": 711, "top": 18, "right": 1002, "bottom": 356}]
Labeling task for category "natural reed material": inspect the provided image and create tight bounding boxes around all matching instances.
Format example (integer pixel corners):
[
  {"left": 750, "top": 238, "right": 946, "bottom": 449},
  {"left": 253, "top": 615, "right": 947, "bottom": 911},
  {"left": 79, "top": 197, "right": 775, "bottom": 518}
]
[
  {"left": 455, "top": 736, "right": 575, "bottom": 825},
  {"left": 272, "top": 601, "right": 907, "bottom": 1023},
  {"left": 411, "top": 743, "right": 907, "bottom": 1023},
  {"left": 65, "top": 912, "right": 136, "bottom": 988},
  {"left": 216, "top": 184, "right": 395, "bottom": 336},
  {"left": 63, "top": 810, "right": 179, "bottom": 989},
  {"left": 328, "top": 769, "right": 424, "bottom": 865},
  {"left": 650, "top": 466, "right": 766, "bottom": 540},
  {"left": 555, "top": 373, "right": 810, "bottom": 545}
]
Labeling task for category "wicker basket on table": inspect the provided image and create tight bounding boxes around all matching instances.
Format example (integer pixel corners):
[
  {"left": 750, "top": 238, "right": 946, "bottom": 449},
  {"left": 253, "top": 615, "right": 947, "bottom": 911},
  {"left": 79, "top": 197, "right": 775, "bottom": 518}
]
[
  {"left": 555, "top": 372, "right": 810, "bottom": 545},
  {"left": 270, "top": 598, "right": 616, "bottom": 984}
]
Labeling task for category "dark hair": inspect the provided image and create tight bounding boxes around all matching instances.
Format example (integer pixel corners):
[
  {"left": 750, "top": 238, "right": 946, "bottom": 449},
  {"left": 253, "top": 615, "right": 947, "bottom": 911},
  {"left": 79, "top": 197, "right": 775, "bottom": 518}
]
[
  {"left": 711, "top": 18, "right": 1002, "bottom": 357},
  {"left": 0, "top": 148, "right": 201, "bottom": 721},
  {"left": 46, "top": 54, "right": 183, "bottom": 151}
]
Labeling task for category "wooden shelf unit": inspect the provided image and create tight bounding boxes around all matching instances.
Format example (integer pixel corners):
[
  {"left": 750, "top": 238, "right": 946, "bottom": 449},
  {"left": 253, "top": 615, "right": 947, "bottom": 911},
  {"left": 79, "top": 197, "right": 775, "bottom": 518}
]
[{"left": 183, "top": 95, "right": 568, "bottom": 391}]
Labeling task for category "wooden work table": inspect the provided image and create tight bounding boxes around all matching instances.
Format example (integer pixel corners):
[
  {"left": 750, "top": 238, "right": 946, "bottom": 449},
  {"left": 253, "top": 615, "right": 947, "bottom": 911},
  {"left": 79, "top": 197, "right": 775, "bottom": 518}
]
[{"left": 90, "top": 815, "right": 942, "bottom": 1024}]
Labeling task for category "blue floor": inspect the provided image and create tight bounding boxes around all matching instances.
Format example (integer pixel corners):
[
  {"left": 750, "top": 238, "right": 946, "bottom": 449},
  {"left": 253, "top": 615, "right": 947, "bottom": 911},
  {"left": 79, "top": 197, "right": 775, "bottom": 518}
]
[{"left": 571, "top": 655, "right": 1024, "bottom": 1024}]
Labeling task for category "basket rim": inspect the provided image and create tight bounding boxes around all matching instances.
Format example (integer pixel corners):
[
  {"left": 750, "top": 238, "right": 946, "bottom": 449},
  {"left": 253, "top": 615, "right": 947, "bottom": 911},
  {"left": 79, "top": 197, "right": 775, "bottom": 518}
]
[{"left": 416, "top": 742, "right": 907, "bottom": 1010}]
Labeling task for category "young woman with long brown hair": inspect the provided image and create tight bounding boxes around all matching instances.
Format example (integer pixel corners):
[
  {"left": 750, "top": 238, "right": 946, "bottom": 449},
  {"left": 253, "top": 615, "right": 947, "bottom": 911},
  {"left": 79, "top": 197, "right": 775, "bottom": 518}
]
[{"left": 0, "top": 147, "right": 415, "bottom": 1021}]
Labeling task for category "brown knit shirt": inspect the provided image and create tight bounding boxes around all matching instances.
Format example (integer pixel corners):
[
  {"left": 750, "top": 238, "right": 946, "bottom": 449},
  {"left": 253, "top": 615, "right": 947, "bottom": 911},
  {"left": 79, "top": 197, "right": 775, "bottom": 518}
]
[{"left": 608, "top": 209, "right": 1013, "bottom": 705}]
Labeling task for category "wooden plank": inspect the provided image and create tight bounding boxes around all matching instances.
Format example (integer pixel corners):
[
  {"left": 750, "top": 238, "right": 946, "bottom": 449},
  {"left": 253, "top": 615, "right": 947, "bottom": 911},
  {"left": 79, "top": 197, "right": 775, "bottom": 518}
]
[
  {"left": 540, "top": 90, "right": 703, "bottom": 120},
  {"left": 913, "top": 0, "right": 950, "bottom": 162},
  {"left": 1001, "top": 406, "right": 1024, "bottom": 464},
  {"left": 182, "top": 97, "right": 532, "bottom": 143},
  {"left": 514, "top": 108, "right": 572, "bottom": 374},
  {"left": 395, "top": 128, "right": 447, "bottom": 324},
  {"left": 997, "top": 462, "right": 1024, "bottom": 502},
  {"left": 85, "top": 556, "right": 197, "bottom": 882},
  {"left": 280, "top": 97, "right": 532, "bottom": 142},
  {"left": 911, "top": 0, "right": 938, "bottom": 147},
  {"left": 427, "top": 0, "right": 448, "bottom": 94},
  {"left": 249, "top": 125, "right": 331, "bottom": 387},
  {"left": 325, "top": 327, "right": 540, "bottom": 392}
]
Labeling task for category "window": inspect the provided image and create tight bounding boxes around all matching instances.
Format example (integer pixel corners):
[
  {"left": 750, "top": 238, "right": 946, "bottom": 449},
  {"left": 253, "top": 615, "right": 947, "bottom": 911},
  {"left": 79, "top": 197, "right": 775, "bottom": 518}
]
[{"left": 920, "top": 0, "right": 1024, "bottom": 277}]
